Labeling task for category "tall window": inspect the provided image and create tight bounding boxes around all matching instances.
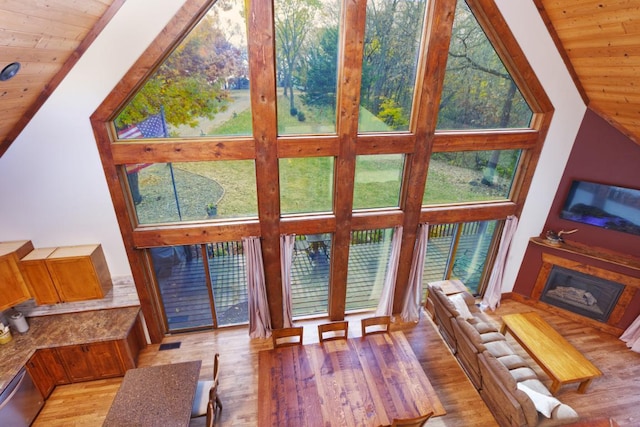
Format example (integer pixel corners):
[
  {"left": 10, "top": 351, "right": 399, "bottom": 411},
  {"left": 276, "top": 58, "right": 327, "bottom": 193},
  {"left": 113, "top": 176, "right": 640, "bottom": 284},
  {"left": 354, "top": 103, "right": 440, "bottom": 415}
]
[{"left": 96, "top": 0, "right": 551, "bottom": 336}]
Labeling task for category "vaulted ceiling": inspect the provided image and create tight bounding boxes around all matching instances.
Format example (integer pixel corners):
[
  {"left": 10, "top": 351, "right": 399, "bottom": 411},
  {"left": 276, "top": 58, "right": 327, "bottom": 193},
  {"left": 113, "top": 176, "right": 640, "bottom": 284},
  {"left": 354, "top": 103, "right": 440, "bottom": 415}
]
[{"left": 0, "top": 0, "right": 638, "bottom": 158}]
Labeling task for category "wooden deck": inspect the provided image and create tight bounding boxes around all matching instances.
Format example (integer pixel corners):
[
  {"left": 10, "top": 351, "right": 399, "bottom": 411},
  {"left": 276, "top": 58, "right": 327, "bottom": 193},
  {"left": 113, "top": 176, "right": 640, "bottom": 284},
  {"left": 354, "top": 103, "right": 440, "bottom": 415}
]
[{"left": 156, "top": 232, "right": 489, "bottom": 332}]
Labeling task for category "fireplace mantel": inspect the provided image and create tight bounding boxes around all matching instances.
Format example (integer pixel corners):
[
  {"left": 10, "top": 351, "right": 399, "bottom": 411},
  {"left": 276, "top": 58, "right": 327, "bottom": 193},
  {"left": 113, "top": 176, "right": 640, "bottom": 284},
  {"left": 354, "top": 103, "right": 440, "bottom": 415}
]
[{"left": 530, "top": 237, "right": 640, "bottom": 272}]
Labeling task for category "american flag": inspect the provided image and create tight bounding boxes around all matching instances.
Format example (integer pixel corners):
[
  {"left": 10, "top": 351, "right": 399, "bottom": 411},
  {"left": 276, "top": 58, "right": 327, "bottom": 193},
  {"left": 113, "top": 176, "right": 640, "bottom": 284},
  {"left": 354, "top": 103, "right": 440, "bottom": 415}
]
[
  {"left": 117, "top": 113, "right": 167, "bottom": 139},
  {"left": 118, "top": 113, "right": 167, "bottom": 174}
]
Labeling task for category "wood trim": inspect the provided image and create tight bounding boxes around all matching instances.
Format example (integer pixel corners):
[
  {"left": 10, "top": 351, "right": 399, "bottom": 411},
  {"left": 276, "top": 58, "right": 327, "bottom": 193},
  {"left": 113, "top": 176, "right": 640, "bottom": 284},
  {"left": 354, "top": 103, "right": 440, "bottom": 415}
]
[
  {"left": 530, "top": 237, "right": 640, "bottom": 271},
  {"left": 328, "top": 0, "right": 368, "bottom": 320},
  {"left": 247, "top": 0, "right": 283, "bottom": 328},
  {"left": 132, "top": 221, "right": 261, "bottom": 248},
  {"left": 111, "top": 139, "right": 256, "bottom": 164},
  {"left": 432, "top": 130, "right": 539, "bottom": 152},
  {"left": 0, "top": 0, "right": 127, "bottom": 157}
]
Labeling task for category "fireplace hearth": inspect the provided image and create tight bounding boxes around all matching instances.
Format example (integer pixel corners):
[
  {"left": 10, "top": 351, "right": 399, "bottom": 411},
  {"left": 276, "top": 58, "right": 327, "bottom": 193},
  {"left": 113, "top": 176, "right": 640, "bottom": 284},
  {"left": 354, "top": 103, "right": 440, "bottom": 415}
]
[{"left": 540, "top": 266, "right": 624, "bottom": 323}]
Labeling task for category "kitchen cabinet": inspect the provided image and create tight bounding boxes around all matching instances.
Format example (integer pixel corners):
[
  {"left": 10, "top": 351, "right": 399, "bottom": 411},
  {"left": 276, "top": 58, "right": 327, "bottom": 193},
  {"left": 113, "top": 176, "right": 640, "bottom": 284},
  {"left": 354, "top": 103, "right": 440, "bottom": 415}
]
[
  {"left": 44, "top": 244, "right": 113, "bottom": 302},
  {"left": 26, "top": 348, "right": 68, "bottom": 399},
  {"left": 20, "top": 247, "right": 59, "bottom": 305},
  {"left": 0, "top": 240, "right": 34, "bottom": 310},
  {"left": 58, "top": 341, "right": 124, "bottom": 382},
  {"left": 25, "top": 311, "right": 145, "bottom": 395}
]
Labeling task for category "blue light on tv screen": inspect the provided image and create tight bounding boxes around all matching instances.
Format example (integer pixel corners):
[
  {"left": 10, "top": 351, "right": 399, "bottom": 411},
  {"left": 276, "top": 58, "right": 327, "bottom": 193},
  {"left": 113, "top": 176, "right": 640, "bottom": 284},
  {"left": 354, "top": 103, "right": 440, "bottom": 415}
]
[{"left": 560, "top": 181, "right": 640, "bottom": 237}]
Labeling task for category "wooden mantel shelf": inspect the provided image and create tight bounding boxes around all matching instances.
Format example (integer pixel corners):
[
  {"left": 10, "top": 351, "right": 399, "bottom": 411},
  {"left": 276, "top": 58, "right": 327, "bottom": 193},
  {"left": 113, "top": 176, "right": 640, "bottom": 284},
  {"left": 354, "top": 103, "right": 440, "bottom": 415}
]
[{"left": 530, "top": 237, "right": 640, "bottom": 272}]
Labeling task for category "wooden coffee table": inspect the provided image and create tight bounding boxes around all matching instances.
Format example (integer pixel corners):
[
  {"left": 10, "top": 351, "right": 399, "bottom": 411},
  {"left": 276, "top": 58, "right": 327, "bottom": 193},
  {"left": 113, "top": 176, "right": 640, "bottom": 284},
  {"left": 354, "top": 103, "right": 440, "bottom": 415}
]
[{"left": 500, "top": 312, "right": 602, "bottom": 394}]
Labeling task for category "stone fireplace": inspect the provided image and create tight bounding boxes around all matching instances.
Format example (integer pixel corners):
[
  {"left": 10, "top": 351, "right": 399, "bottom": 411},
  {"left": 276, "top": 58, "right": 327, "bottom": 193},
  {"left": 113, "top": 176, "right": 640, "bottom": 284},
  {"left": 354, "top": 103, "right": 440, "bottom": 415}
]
[{"left": 539, "top": 265, "right": 624, "bottom": 323}]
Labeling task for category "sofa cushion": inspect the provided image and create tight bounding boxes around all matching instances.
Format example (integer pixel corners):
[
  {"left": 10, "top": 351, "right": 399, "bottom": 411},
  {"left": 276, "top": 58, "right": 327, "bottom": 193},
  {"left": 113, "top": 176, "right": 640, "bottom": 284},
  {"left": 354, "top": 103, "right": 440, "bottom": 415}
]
[
  {"left": 480, "top": 331, "right": 506, "bottom": 343},
  {"left": 509, "top": 367, "right": 538, "bottom": 382},
  {"left": 485, "top": 340, "right": 515, "bottom": 358},
  {"left": 450, "top": 293, "right": 474, "bottom": 320},
  {"left": 516, "top": 382, "right": 562, "bottom": 418},
  {"left": 497, "top": 354, "right": 528, "bottom": 370},
  {"left": 456, "top": 317, "right": 487, "bottom": 352},
  {"left": 431, "top": 286, "right": 460, "bottom": 317},
  {"left": 472, "top": 321, "right": 499, "bottom": 334}
]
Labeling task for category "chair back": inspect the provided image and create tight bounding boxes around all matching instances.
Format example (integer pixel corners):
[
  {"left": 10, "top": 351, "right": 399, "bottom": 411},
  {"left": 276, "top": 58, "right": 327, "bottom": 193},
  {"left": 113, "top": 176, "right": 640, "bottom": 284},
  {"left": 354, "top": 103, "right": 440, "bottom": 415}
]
[
  {"left": 318, "top": 321, "right": 349, "bottom": 342},
  {"left": 390, "top": 412, "right": 434, "bottom": 427},
  {"left": 205, "top": 400, "right": 215, "bottom": 427},
  {"left": 361, "top": 315, "right": 391, "bottom": 336},
  {"left": 272, "top": 326, "right": 304, "bottom": 348},
  {"left": 213, "top": 353, "right": 220, "bottom": 384}
]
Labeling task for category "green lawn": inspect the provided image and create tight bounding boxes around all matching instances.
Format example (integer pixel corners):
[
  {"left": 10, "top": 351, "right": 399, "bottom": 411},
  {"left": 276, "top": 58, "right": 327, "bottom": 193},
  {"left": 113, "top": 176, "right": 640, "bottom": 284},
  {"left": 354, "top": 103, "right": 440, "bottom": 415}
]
[{"left": 168, "top": 93, "right": 509, "bottom": 217}]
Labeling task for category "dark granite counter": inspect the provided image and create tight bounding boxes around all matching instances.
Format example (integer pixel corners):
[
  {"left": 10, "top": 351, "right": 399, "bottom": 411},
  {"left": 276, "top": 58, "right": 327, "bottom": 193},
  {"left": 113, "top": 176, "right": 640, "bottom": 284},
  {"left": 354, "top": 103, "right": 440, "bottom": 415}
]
[
  {"left": 103, "top": 360, "right": 201, "bottom": 427},
  {"left": 0, "top": 306, "right": 141, "bottom": 392}
]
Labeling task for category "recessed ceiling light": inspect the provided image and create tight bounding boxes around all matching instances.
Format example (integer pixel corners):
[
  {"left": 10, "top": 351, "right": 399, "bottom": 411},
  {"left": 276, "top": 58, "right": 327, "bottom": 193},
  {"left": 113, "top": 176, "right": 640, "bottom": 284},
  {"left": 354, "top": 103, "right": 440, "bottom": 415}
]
[{"left": 0, "top": 62, "right": 21, "bottom": 81}]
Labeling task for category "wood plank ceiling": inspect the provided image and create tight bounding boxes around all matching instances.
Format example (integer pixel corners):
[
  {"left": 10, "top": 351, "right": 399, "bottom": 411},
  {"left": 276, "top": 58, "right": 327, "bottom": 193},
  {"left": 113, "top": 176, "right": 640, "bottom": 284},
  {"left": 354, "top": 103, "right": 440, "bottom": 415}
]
[
  {"left": 0, "top": 0, "right": 639, "bottom": 159},
  {"left": 0, "top": 0, "right": 124, "bottom": 157},
  {"left": 536, "top": 0, "right": 640, "bottom": 145}
]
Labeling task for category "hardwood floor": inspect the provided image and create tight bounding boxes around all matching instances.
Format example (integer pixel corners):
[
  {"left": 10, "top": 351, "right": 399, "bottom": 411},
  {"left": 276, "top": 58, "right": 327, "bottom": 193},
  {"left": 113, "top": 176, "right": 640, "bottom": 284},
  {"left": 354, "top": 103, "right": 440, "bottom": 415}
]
[{"left": 33, "top": 299, "right": 640, "bottom": 426}]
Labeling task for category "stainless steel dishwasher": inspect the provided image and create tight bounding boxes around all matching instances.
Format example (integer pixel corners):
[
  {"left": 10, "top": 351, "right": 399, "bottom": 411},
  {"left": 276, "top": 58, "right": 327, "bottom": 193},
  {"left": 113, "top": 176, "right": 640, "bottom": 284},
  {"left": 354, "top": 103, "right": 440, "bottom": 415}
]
[{"left": 0, "top": 367, "right": 44, "bottom": 427}]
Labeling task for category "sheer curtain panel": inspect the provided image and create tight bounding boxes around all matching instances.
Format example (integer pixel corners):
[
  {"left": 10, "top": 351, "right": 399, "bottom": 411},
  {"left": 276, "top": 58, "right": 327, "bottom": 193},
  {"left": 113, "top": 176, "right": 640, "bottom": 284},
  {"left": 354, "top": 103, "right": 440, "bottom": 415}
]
[
  {"left": 401, "top": 223, "right": 429, "bottom": 322},
  {"left": 243, "top": 236, "right": 272, "bottom": 338},
  {"left": 376, "top": 226, "right": 403, "bottom": 317},
  {"left": 280, "top": 234, "right": 295, "bottom": 328},
  {"left": 481, "top": 215, "right": 518, "bottom": 311}
]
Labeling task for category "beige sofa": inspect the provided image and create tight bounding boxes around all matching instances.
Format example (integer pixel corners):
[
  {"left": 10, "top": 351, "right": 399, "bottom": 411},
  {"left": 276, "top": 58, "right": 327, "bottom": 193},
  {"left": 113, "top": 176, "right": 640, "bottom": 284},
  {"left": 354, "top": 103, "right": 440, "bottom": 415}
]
[{"left": 427, "top": 282, "right": 579, "bottom": 427}]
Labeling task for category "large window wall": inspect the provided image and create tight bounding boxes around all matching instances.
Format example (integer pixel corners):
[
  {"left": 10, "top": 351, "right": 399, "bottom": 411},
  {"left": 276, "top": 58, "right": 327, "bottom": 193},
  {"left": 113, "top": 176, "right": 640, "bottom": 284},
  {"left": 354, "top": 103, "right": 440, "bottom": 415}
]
[{"left": 92, "top": 0, "right": 552, "bottom": 341}]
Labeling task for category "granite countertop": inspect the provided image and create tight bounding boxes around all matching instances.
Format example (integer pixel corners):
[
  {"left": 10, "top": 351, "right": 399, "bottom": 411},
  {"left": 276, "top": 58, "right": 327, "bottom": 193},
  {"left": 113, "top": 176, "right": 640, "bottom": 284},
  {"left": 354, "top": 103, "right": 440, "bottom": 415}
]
[
  {"left": 103, "top": 360, "right": 202, "bottom": 427},
  {"left": 0, "top": 306, "right": 141, "bottom": 391}
]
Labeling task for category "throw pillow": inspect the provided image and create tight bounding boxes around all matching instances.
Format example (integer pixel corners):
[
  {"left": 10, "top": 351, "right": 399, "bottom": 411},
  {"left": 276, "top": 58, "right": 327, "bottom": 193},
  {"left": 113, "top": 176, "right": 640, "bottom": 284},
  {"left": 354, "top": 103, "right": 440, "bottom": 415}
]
[
  {"left": 449, "top": 293, "right": 474, "bottom": 320},
  {"left": 516, "top": 382, "right": 561, "bottom": 418}
]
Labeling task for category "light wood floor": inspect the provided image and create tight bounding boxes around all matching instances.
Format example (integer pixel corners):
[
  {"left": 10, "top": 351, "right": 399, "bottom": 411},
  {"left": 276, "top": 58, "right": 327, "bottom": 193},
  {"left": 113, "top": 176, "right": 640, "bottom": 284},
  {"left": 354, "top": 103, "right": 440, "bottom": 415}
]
[{"left": 33, "top": 299, "right": 640, "bottom": 426}]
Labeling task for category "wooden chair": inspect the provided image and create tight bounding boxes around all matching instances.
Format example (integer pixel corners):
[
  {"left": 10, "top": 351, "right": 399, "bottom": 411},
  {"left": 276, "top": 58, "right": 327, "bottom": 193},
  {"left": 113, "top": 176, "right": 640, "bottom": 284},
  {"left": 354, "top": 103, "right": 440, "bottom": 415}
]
[
  {"left": 272, "top": 326, "right": 304, "bottom": 348},
  {"left": 318, "top": 321, "right": 349, "bottom": 342},
  {"left": 192, "top": 353, "right": 222, "bottom": 420},
  {"left": 361, "top": 315, "right": 391, "bottom": 336},
  {"left": 387, "top": 412, "right": 434, "bottom": 427}
]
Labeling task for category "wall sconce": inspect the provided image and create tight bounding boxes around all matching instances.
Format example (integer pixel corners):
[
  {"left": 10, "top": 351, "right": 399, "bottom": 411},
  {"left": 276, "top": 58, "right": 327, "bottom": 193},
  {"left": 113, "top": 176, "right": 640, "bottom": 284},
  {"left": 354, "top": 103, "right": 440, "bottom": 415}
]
[{"left": 0, "top": 62, "right": 21, "bottom": 81}]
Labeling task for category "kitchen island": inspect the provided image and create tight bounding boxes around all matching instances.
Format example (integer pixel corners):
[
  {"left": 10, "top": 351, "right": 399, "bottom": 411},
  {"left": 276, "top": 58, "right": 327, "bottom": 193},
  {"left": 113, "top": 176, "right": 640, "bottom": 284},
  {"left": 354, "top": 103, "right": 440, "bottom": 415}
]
[{"left": 0, "top": 306, "right": 145, "bottom": 395}]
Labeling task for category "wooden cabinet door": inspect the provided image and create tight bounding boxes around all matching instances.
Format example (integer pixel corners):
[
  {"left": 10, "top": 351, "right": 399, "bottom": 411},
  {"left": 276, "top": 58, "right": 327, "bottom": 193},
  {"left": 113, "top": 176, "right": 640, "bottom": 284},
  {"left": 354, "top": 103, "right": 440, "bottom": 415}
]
[
  {"left": 26, "top": 348, "right": 69, "bottom": 399},
  {"left": 26, "top": 351, "right": 57, "bottom": 399},
  {"left": 58, "top": 345, "right": 95, "bottom": 382},
  {"left": 0, "top": 241, "right": 34, "bottom": 310},
  {"left": 45, "top": 245, "right": 112, "bottom": 303},
  {"left": 20, "top": 248, "right": 60, "bottom": 305},
  {"left": 86, "top": 341, "right": 124, "bottom": 379},
  {"left": 58, "top": 341, "right": 124, "bottom": 382}
]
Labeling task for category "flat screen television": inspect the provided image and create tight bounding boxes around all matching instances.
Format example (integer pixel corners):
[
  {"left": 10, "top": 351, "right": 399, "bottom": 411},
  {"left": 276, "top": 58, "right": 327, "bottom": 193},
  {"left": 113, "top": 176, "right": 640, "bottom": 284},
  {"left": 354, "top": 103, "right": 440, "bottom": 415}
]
[{"left": 560, "top": 180, "right": 640, "bottom": 237}]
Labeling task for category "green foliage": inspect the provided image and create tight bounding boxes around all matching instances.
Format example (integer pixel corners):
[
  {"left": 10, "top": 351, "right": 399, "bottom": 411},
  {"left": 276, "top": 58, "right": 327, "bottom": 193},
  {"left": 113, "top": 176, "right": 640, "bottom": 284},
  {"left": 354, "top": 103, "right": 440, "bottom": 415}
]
[
  {"left": 297, "top": 111, "right": 306, "bottom": 121},
  {"left": 302, "top": 26, "right": 338, "bottom": 108},
  {"left": 376, "top": 97, "right": 409, "bottom": 129},
  {"left": 437, "top": 0, "right": 532, "bottom": 130},
  {"left": 115, "top": 14, "right": 246, "bottom": 129}
]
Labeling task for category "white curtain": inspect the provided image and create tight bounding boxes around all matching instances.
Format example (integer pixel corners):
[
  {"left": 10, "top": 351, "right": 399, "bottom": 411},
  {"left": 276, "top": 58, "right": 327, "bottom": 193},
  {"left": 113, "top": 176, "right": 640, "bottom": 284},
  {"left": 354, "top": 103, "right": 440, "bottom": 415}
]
[
  {"left": 243, "top": 236, "right": 272, "bottom": 338},
  {"left": 376, "top": 226, "right": 403, "bottom": 317},
  {"left": 481, "top": 215, "right": 519, "bottom": 311},
  {"left": 620, "top": 315, "right": 640, "bottom": 353},
  {"left": 401, "top": 223, "right": 429, "bottom": 322},
  {"left": 280, "top": 234, "right": 295, "bottom": 328}
]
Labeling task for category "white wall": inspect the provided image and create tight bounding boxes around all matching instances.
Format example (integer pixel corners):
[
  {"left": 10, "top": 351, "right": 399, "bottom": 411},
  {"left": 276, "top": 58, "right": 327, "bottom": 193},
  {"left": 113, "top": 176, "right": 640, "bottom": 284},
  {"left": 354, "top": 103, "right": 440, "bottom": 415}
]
[
  {"left": 495, "top": 0, "right": 586, "bottom": 292},
  {"left": 0, "top": 0, "right": 585, "bottom": 287},
  {"left": 0, "top": 0, "right": 186, "bottom": 276}
]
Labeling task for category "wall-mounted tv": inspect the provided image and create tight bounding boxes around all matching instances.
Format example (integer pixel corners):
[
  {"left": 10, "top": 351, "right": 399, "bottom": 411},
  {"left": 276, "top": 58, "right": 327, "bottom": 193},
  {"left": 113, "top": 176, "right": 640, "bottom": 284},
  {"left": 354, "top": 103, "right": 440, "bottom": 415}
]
[{"left": 560, "top": 180, "right": 640, "bottom": 237}]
